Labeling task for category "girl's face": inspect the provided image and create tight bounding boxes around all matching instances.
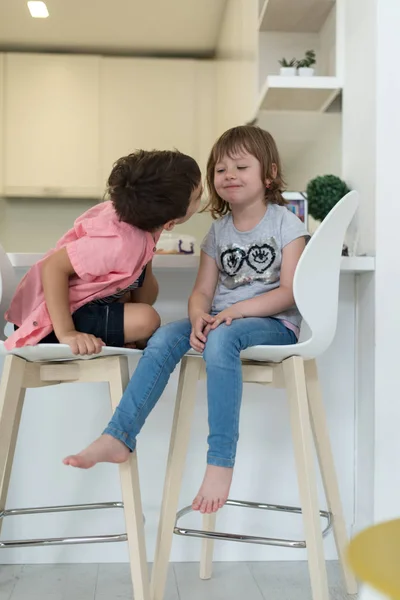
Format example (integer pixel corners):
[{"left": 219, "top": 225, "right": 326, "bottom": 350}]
[{"left": 214, "top": 151, "right": 267, "bottom": 207}]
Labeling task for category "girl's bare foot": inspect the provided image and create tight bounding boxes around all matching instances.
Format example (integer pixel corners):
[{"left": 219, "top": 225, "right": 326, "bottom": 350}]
[
  {"left": 63, "top": 434, "right": 130, "bottom": 469},
  {"left": 192, "top": 465, "right": 233, "bottom": 514}
]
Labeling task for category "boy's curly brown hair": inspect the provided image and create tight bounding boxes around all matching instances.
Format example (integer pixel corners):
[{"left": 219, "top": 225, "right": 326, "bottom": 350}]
[{"left": 108, "top": 149, "right": 201, "bottom": 231}]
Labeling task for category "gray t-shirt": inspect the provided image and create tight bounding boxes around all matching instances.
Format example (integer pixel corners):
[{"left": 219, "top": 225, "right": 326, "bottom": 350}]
[{"left": 200, "top": 203, "right": 308, "bottom": 332}]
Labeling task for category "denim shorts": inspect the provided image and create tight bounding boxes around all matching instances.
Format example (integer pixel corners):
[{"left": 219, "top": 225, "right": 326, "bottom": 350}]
[{"left": 16, "top": 303, "right": 125, "bottom": 347}]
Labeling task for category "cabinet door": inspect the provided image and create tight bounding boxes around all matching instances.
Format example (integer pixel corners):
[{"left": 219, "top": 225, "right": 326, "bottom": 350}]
[
  {"left": 4, "top": 53, "right": 101, "bottom": 198},
  {"left": 100, "top": 57, "right": 197, "bottom": 189}
]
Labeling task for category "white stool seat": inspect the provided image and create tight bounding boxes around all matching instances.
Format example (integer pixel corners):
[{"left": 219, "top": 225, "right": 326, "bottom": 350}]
[
  {"left": 187, "top": 336, "right": 313, "bottom": 363},
  {"left": 0, "top": 340, "right": 142, "bottom": 362}
]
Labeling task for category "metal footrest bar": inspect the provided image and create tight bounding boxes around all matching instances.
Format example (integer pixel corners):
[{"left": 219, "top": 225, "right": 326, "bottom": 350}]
[
  {"left": 0, "top": 501, "right": 127, "bottom": 549},
  {"left": 174, "top": 499, "right": 333, "bottom": 549}
]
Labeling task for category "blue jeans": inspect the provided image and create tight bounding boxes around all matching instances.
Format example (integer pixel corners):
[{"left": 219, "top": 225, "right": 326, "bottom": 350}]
[{"left": 103, "top": 317, "right": 297, "bottom": 467}]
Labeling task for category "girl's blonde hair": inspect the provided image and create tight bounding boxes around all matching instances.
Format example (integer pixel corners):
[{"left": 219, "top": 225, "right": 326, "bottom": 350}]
[{"left": 204, "top": 125, "right": 286, "bottom": 219}]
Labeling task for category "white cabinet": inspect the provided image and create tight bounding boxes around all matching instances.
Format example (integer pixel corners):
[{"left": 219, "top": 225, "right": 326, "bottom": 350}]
[
  {"left": 100, "top": 57, "right": 200, "bottom": 188},
  {"left": 0, "top": 54, "right": 4, "bottom": 196},
  {"left": 2, "top": 54, "right": 218, "bottom": 200},
  {"left": 4, "top": 53, "right": 101, "bottom": 198}
]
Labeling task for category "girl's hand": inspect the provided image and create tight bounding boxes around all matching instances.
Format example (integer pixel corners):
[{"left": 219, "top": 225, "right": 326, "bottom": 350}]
[
  {"left": 207, "top": 306, "right": 244, "bottom": 331},
  {"left": 58, "top": 330, "right": 105, "bottom": 355},
  {"left": 190, "top": 313, "right": 215, "bottom": 352}
]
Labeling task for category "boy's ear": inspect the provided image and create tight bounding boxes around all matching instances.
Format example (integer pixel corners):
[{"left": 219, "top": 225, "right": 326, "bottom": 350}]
[{"left": 163, "top": 220, "right": 176, "bottom": 232}]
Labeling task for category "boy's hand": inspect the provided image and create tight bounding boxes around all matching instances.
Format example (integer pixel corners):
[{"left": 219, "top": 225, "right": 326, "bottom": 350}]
[
  {"left": 189, "top": 313, "right": 215, "bottom": 353},
  {"left": 58, "top": 331, "right": 105, "bottom": 355},
  {"left": 206, "top": 306, "right": 244, "bottom": 331}
]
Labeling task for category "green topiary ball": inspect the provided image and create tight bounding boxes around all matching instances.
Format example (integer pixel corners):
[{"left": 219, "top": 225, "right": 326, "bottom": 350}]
[{"left": 306, "top": 175, "right": 350, "bottom": 222}]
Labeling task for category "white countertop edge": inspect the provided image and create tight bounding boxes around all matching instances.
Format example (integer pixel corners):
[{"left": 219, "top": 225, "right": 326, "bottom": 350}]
[
  {"left": 7, "top": 253, "right": 200, "bottom": 270},
  {"left": 7, "top": 253, "right": 375, "bottom": 273}
]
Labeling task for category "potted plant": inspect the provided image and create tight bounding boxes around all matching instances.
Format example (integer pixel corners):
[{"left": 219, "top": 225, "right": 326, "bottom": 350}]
[
  {"left": 306, "top": 174, "right": 351, "bottom": 255},
  {"left": 297, "top": 50, "right": 316, "bottom": 76},
  {"left": 278, "top": 57, "right": 297, "bottom": 77}
]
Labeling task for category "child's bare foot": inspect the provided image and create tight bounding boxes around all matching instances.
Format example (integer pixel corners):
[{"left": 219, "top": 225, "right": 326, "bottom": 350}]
[
  {"left": 192, "top": 465, "right": 233, "bottom": 514},
  {"left": 63, "top": 434, "right": 130, "bottom": 469}
]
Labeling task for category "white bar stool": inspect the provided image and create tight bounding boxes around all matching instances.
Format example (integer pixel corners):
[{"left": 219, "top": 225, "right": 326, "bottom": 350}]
[
  {"left": 0, "top": 247, "right": 150, "bottom": 600},
  {"left": 151, "top": 191, "right": 360, "bottom": 600}
]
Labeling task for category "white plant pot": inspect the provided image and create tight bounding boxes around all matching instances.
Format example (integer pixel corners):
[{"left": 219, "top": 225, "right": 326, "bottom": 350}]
[
  {"left": 279, "top": 67, "right": 297, "bottom": 76},
  {"left": 298, "top": 67, "right": 315, "bottom": 77}
]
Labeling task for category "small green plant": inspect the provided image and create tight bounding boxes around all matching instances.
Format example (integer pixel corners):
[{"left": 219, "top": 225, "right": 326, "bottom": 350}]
[
  {"left": 297, "top": 49, "right": 316, "bottom": 69},
  {"left": 306, "top": 174, "right": 350, "bottom": 222},
  {"left": 278, "top": 57, "right": 296, "bottom": 67}
]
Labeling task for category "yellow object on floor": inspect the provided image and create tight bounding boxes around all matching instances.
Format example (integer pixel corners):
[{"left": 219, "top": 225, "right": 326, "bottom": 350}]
[{"left": 348, "top": 519, "right": 400, "bottom": 600}]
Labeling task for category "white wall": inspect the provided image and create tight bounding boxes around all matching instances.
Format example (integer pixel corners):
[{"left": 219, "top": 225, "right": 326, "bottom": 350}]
[
  {"left": 342, "top": 0, "right": 376, "bottom": 256},
  {"left": 0, "top": 195, "right": 215, "bottom": 255},
  {"left": 256, "top": 110, "right": 342, "bottom": 232},
  {"left": 319, "top": 4, "right": 336, "bottom": 77},
  {"left": 342, "top": 0, "right": 377, "bottom": 534},
  {"left": 0, "top": 197, "right": 97, "bottom": 252},
  {"left": 285, "top": 115, "right": 342, "bottom": 191},
  {"left": 373, "top": 0, "right": 400, "bottom": 523},
  {"left": 216, "top": 0, "right": 258, "bottom": 133}
]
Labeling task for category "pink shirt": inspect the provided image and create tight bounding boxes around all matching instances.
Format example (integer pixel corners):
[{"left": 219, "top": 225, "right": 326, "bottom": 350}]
[{"left": 5, "top": 201, "right": 159, "bottom": 349}]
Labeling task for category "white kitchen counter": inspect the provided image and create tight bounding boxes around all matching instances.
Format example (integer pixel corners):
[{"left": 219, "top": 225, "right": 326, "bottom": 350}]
[
  {"left": 7, "top": 252, "right": 375, "bottom": 272},
  {"left": 0, "top": 254, "right": 374, "bottom": 565}
]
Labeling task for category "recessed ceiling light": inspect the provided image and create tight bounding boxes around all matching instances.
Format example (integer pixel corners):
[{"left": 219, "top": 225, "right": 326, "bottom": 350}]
[{"left": 27, "top": 1, "right": 49, "bottom": 18}]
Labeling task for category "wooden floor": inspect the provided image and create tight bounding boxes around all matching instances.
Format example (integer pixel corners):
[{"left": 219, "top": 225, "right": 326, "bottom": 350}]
[{"left": 0, "top": 561, "right": 356, "bottom": 599}]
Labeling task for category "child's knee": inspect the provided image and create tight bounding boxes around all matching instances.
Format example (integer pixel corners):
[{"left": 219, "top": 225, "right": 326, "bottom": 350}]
[
  {"left": 124, "top": 304, "right": 161, "bottom": 343},
  {"left": 139, "top": 305, "right": 161, "bottom": 337},
  {"left": 203, "top": 325, "right": 240, "bottom": 364}
]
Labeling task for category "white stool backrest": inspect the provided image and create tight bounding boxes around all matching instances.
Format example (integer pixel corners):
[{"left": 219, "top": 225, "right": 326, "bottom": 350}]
[
  {"left": 293, "top": 190, "right": 359, "bottom": 355},
  {"left": 0, "top": 245, "right": 18, "bottom": 342}
]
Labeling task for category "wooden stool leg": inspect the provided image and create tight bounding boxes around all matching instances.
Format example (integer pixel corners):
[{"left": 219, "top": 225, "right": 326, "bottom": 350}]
[
  {"left": 0, "top": 355, "right": 26, "bottom": 536},
  {"left": 199, "top": 513, "right": 216, "bottom": 580},
  {"left": 151, "top": 356, "right": 201, "bottom": 600},
  {"left": 305, "top": 359, "right": 358, "bottom": 595},
  {"left": 283, "top": 356, "right": 329, "bottom": 600},
  {"left": 107, "top": 356, "right": 150, "bottom": 600}
]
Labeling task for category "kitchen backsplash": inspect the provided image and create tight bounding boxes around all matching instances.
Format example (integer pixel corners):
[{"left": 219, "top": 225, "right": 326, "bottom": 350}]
[{"left": 0, "top": 196, "right": 213, "bottom": 253}]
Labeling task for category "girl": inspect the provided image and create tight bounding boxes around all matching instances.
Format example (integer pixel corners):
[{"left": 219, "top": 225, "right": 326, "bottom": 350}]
[
  {"left": 5, "top": 150, "right": 202, "bottom": 354},
  {"left": 64, "top": 126, "right": 308, "bottom": 515}
]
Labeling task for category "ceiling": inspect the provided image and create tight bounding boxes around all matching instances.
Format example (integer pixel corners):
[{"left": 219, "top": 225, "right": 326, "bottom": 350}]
[{"left": 0, "top": 0, "right": 228, "bottom": 56}]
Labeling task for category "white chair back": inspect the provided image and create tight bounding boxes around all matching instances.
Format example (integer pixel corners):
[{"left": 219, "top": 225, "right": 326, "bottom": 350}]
[
  {"left": 0, "top": 245, "right": 18, "bottom": 342},
  {"left": 294, "top": 190, "right": 359, "bottom": 356}
]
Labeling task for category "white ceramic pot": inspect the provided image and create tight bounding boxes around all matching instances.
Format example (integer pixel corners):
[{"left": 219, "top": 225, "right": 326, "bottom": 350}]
[
  {"left": 279, "top": 67, "right": 297, "bottom": 76},
  {"left": 298, "top": 67, "right": 315, "bottom": 77}
]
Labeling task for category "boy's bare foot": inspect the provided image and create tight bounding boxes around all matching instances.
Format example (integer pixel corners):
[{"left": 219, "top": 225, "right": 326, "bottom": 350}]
[
  {"left": 192, "top": 465, "right": 233, "bottom": 514},
  {"left": 63, "top": 434, "right": 130, "bottom": 469}
]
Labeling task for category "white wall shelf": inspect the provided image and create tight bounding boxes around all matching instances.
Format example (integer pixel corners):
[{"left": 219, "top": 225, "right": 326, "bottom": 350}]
[
  {"left": 258, "top": 0, "right": 335, "bottom": 33},
  {"left": 256, "top": 75, "right": 341, "bottom": 112}
]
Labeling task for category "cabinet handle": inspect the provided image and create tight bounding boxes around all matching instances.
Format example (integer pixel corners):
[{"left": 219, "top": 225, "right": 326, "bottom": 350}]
[{"left": 42, "top": 187, "right": 62, "bottom": 196}]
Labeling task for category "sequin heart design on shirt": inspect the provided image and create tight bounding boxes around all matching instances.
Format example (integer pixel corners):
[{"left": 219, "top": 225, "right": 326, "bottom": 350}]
[
  {"left": 221, "top": 247, "right": 247, "bottom": 276},
  {"left": 246, "top": 244, "right": 276, "bottom": 274}
]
